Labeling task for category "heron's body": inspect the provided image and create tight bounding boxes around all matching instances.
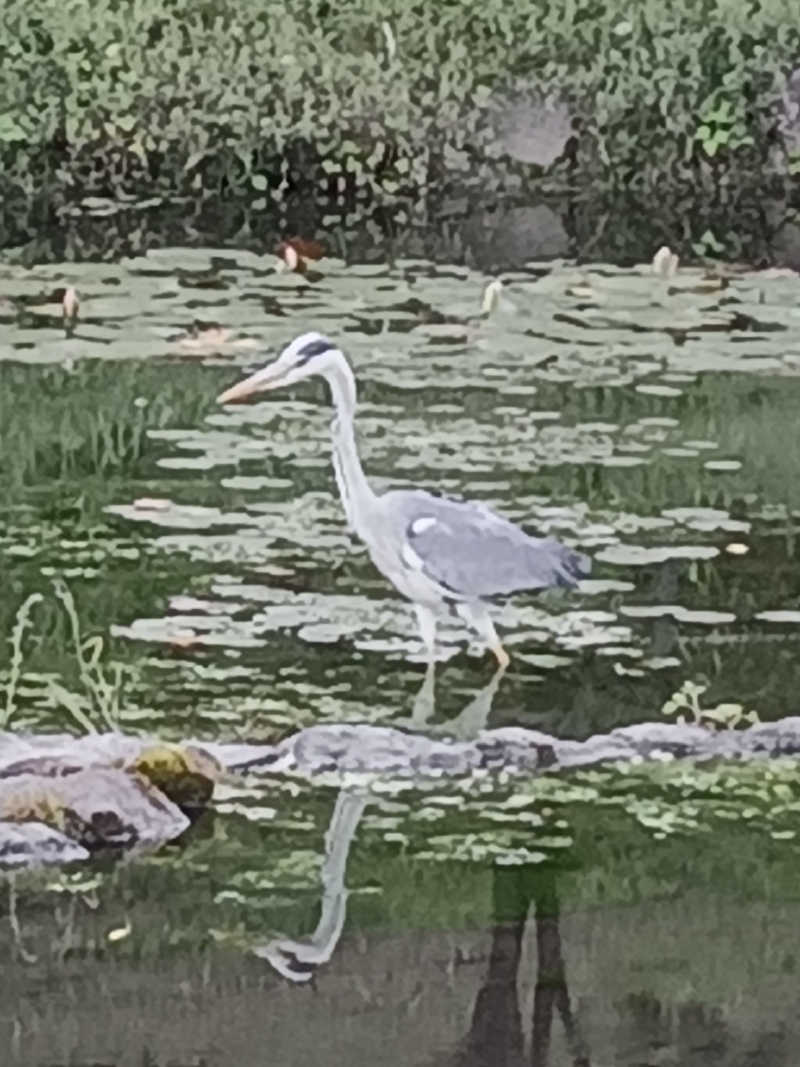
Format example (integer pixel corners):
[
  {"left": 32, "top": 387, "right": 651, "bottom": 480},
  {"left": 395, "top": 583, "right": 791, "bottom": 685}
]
[
  {"left": 218, "top": 332, "right": 590, "bottom": 666},
  {"left": 349, "top": 485, "right": 583, "bottom": 608}
]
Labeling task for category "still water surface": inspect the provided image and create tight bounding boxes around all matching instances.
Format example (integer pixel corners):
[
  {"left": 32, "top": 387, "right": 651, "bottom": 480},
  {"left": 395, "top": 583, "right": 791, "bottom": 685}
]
[{"left": 2, "top": 250, "right": 800, "bottom": 1064}]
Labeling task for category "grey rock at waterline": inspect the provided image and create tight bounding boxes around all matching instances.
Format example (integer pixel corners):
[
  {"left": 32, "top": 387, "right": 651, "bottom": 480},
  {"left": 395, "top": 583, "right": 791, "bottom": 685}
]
[
  {"left": 534, "top": 733, "right": 635, "bottom": 770},
  {"left": 0, "top": 820, "right": 89, "bottom": 869},
  {"left": 0, "top": 731, "right": 222, "bottom": 805},
  {"left": 211, "top": 715, "right": 800, "bottom": 783},
  {"left": 224, "top": 725, "right": 500, "bottom": 778},
  {"left": 0, "top": 730, "right": 151, "bottom": 775},
  {"left": 212, "top": 722, "right": 647, "bottom": 779},
  {"left": 738, "top": 716, "right": 800, "bottom": 755},
  {"left": 7, "top": 714, "right": 800, "bottom": 809},
  {"left": 0, "top": 768, "right": 189, "bottom": 849},
  {"left": 609, "top": 721, "right": 715, "bottom": 758}
]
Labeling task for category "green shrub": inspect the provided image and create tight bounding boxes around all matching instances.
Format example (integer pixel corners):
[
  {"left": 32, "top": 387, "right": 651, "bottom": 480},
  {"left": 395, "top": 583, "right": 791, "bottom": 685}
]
[{"left": 0, "top": 0, "right": 799, "bottom": 256}]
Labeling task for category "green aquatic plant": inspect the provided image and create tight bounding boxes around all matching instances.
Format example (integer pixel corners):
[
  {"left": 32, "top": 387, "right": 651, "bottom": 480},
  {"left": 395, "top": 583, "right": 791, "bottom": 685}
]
[
  {"left": 2, "top": 582, "right": 138, "bottom": 733},
  {"left": 0, "top": 361, "right": 184, "bottom": 491},
  {"left": 2, "top": 591, "right": 43, "bottom": 728},
  {"left": 51, "top": 579, "right": 128, "bottom": 732},
  {"left": 661, "top": 680, "right": 759, "bottom": 731}
]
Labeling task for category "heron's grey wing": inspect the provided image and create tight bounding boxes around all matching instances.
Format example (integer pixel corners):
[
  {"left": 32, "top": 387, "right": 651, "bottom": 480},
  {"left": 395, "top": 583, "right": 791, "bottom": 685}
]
[{"left": 385, "top": 491, "right": 590, "bottom": 598}]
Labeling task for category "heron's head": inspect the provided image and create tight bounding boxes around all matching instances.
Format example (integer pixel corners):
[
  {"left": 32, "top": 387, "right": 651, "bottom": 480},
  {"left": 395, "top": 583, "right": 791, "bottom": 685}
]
[{"left": 217, "top": 332, "right": 344, "bottom": 404}]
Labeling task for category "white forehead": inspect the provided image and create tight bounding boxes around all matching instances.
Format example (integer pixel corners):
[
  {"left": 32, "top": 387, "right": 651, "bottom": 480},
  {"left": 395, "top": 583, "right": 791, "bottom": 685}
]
[{"left": 280, "top": 331, "right": 329, "bottom": 360}]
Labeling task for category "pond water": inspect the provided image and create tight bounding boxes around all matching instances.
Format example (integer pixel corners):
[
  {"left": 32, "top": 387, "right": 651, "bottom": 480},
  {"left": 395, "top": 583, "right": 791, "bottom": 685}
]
[{"left": 1, "top": 250, "right": 800, "bottom": 1065}]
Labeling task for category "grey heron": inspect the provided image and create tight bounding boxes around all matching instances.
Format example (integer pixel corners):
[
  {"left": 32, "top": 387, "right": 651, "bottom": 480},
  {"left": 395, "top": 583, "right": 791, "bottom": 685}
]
[{"left": 217, "top": 332, "right": 590, "bottom": 667}]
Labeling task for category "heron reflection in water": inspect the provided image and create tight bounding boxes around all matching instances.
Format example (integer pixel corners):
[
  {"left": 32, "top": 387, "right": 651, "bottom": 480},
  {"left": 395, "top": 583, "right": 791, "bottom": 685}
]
[
  {"left": 252, "top": 665, "right": 504, "bottom": 981},
  {"left": 251, "top": 666, "right": 589, "bottom": 1067},
  {"left": 218, "top": 332, "right": 590, "bottom": 666}
]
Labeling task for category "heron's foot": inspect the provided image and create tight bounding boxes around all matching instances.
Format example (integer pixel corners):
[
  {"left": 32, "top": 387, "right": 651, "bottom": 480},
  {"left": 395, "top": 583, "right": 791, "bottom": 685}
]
[{"left": 489, "top": 642, "right": 511, "bottom": 670}]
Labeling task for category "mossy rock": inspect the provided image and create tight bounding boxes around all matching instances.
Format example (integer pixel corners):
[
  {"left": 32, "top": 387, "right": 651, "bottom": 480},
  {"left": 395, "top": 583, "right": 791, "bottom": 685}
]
[{"left": 131, "top": 743, "right": 223, "bottom": 809}]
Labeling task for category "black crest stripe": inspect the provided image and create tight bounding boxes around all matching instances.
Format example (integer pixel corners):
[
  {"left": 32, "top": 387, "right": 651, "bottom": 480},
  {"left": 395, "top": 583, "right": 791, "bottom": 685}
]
[{"left": 297, "top": 337, "right": 332, "bottom": 363}]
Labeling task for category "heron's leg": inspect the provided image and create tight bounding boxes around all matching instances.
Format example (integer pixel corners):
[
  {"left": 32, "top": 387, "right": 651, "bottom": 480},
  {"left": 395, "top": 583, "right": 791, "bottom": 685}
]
[
  {"left": 414, "top": 603, "right": 438, "bottom": 663},
  {"left": 252, "top": 789, "right": 368, "bottom": 982},
  {"left": 411, "top": 661, "right": 436, "bottom": 726},
  {"left": 446, "top": 664, "right": 506, "bottom": 739},
  {"left": 455, "top": 602, "right": 511, "bottom": 669}
]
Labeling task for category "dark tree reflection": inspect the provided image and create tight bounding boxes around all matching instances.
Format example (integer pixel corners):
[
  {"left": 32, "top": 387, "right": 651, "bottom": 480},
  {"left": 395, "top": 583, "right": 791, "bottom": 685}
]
[{"left": 458, "top": 865, "right": 590, "bottom": 1067}]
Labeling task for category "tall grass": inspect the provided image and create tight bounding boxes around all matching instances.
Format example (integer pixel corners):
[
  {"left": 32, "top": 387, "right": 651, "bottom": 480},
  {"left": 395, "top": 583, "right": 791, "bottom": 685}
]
[
  {"left": 0, "top": 361, "right": 198, "bottom": 491},
  {"left": 2, "top": 592, "right": 43, "bottom": 729},
  {"left": 2, "top": 582, "right": 135, "bottom": 733}
]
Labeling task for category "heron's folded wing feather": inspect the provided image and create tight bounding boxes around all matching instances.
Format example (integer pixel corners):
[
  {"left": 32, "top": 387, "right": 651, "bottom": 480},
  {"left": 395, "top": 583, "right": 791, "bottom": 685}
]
[{"left": 387, "top": 491, "right": 589, "bottom": 597}]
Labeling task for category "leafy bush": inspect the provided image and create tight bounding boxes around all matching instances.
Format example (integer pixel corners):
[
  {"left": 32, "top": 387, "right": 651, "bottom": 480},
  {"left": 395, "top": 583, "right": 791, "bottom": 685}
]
[{"left": 1, "top": 0, "right": 799, "bottom": 256}]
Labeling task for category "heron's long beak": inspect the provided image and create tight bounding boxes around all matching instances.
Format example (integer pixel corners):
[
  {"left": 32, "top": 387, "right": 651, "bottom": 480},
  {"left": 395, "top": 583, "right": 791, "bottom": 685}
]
[{"left": 216, "top": 361, "right": 285, "bottom": 404}]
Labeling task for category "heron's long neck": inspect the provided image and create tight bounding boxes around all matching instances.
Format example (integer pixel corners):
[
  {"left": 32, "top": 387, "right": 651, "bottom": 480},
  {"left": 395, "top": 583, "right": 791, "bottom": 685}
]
[{"left": 326, "top": 360, "right": 377, "bottom": 531}]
